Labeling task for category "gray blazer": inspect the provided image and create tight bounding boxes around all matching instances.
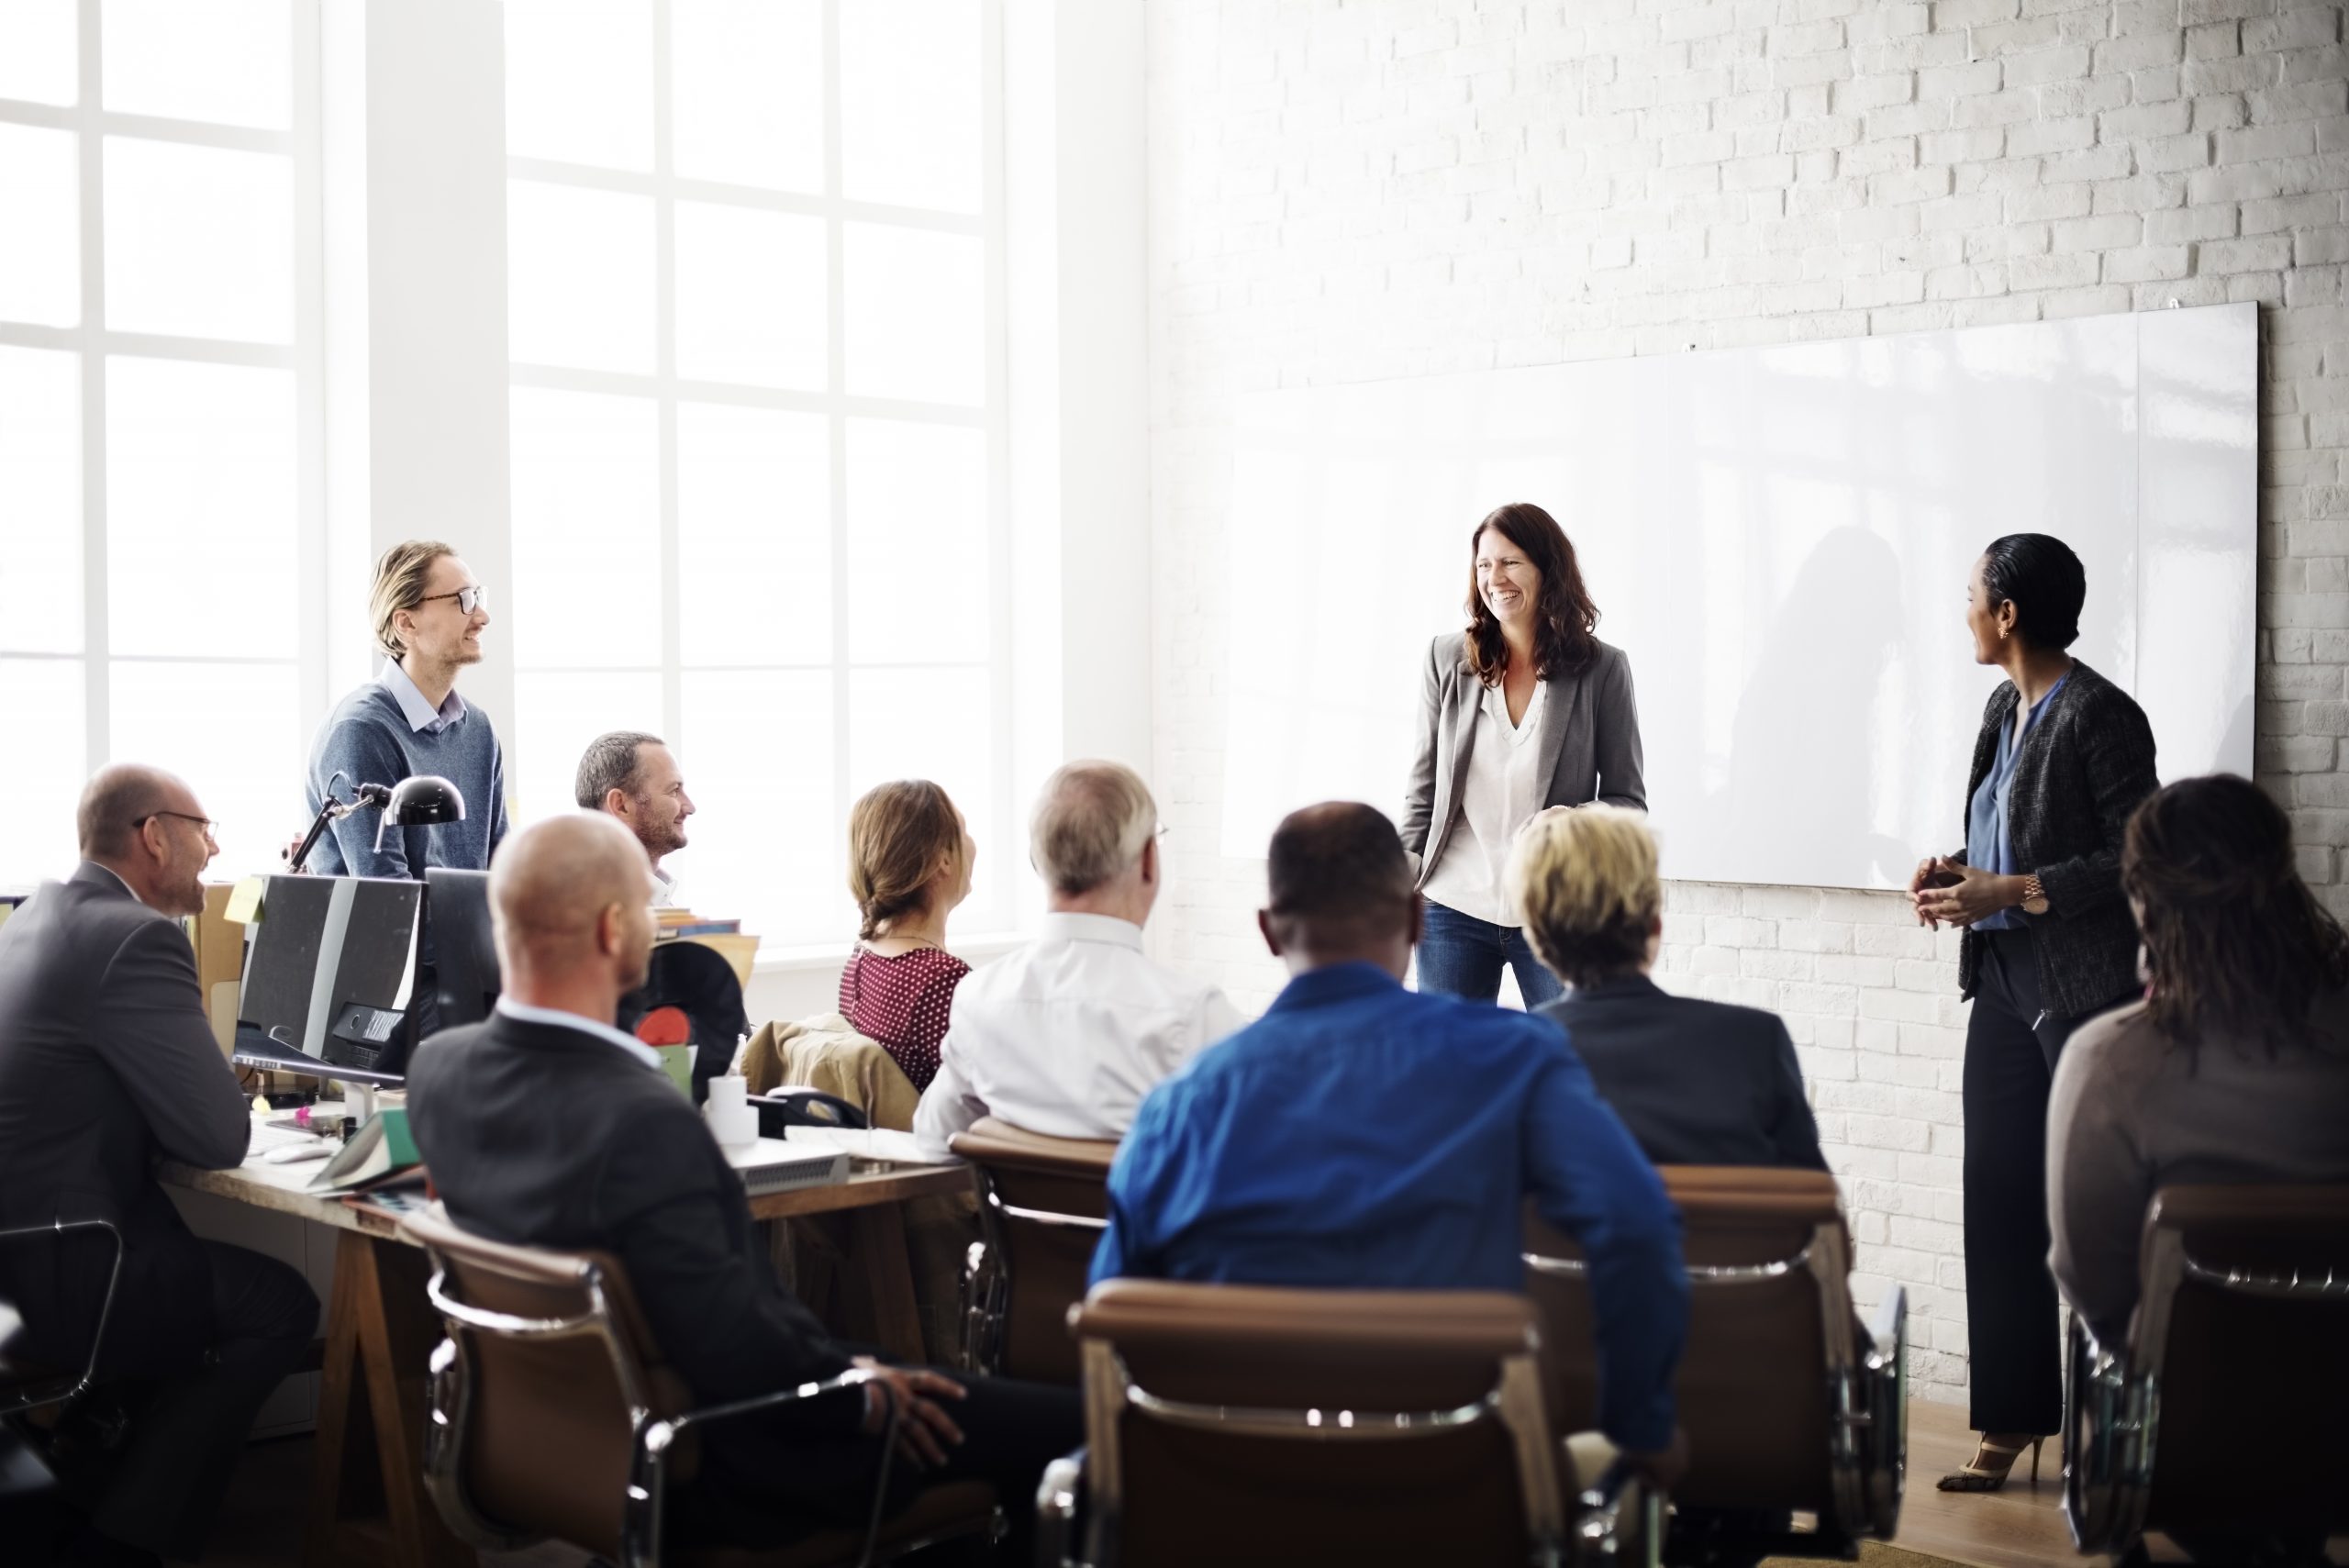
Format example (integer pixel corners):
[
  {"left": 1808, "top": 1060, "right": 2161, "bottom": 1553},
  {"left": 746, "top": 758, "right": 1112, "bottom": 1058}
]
[
  {"left": 1401, "top": 632, "right": 1647, "bottom": 888},
  {"left": 0, "top": 862, "right": 252, "bottom": 1365}
]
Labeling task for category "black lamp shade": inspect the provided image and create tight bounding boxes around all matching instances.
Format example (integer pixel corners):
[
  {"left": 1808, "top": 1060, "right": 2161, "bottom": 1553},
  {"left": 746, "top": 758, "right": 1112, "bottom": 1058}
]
[{"left": 384, "top": 774, "right": 467, "bottom": 827}]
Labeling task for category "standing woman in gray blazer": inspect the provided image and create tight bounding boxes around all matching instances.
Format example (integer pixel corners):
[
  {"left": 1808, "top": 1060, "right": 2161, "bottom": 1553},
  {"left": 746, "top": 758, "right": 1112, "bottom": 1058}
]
[
  {"left": 1401, "top": 502, "right": 1646, "bottom": 1006},
  {"left": 1908, "top": 533, "right": 2158, "bottom": 1495}
]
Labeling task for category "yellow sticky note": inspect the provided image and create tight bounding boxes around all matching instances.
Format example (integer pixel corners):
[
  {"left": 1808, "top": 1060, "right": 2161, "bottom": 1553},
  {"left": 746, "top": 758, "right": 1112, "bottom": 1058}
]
[{"left": 224, "top": 877, "right": 265, "bottom": 925}]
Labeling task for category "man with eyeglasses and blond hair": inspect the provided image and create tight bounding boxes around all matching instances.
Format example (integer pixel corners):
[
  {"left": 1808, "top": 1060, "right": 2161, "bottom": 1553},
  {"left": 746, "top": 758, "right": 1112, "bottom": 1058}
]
[
  {"left": 301, "top": 539, "right": 510, "bottom": 879},
  {"left": 0, "top": 765, "right": 317, "bottom": 1566}
]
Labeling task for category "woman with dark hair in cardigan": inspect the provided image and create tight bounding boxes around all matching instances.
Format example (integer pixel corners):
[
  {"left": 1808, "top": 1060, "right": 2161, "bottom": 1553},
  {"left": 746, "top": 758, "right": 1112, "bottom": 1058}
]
[{"left": 1909, "top": 533, "right": 2158, "bottom": 1493}]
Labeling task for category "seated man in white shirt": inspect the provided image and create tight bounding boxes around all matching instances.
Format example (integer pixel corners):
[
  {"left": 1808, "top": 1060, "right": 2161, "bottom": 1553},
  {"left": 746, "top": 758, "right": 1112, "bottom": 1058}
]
[{"left": 912, "top": 761, "right": 1244, "bottom": 1159}]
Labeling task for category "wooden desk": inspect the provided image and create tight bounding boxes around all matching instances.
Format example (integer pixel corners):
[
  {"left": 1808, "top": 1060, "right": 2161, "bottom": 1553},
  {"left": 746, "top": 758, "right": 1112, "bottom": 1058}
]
[{"left": 160, "top": 1155, "right": 972, "bottom": 1568}]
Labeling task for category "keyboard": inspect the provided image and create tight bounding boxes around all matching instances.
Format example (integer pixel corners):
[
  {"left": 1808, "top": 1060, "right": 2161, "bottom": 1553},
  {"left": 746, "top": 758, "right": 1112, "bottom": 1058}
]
[{"left": 249, "top": 1121, "right": 325, "bottom": 1156}]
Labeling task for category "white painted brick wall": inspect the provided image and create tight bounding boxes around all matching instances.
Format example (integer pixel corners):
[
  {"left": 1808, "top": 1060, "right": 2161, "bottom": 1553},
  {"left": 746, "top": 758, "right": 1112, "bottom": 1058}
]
[{"left": 1144, "top": 0, "right": 2349, "bottom": 1405}]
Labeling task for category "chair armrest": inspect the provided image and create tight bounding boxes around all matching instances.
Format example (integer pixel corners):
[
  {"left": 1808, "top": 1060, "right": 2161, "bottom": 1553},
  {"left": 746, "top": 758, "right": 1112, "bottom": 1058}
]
[
  {"left": 667, "top": 1366, "right": 875, "bottom": 1437},
  {"left": 1035, "top": 1447, "right": 1086, "bottom": 1568},
  {"left": 1863, "top": 1283, "right": 1906, "bottom": 1367},
  {"left": 625, "top": 1368, "right": 879, "bottom": 1567}
]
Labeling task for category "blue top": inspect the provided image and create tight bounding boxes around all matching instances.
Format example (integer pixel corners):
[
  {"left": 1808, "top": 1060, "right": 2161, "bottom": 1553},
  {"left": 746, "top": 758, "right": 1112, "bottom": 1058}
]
[
  {"left": 1092, "top": 962, "right": 1688, "bottom": 1451},
  {"left": 1967, "top": 673, "right": 2068, "bottom": 932},
  {"left": 303, "top": 666, "right": 509, "bottom": 878}
]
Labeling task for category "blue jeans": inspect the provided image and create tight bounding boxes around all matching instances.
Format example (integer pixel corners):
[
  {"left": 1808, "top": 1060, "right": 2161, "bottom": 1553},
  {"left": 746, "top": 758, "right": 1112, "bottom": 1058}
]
[{"left": 1416, "top": 897, "right": 1564, "bottom": 1008}]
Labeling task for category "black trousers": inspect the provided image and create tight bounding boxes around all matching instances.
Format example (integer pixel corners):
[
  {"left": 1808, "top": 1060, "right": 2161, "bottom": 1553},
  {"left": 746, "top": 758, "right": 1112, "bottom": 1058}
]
[
  {"left": 80, "top": 1240, "right": 317, "bottom": 1557},
  {"left": 683, "top": 1371, "right": 1082, "bottom": 1561},
  {"left": 1962, "top": 929, "right": 2126, "bottom": 1437}
]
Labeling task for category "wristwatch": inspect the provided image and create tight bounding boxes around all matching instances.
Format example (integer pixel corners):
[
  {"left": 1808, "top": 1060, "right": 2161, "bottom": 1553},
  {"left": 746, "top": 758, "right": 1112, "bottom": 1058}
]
[{"left": 2020, "top": 873, "right": 2050, "bottom": 916}]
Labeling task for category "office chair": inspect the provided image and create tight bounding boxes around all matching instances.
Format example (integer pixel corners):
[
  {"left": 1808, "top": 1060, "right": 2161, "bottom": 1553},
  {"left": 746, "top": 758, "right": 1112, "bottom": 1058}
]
[
  {"left": 0, "top": 1219, "right": 126, "bottom": 1420},
  {"left": 2065, "top": 1183, "right": 2349, "bottom": 1562},
  {"left": 1523, "top": 1166, "right": 1905, "bottom": 1562},
  {"left": 1043, "top": 1279, "right": 1641, "bottom": 1567},
  {"left": 404, "top": 1208, "right": 997, "bottom": 1568},
  {"left": 949, "top": 1117, "right": 1118, "bottom": 1384}
]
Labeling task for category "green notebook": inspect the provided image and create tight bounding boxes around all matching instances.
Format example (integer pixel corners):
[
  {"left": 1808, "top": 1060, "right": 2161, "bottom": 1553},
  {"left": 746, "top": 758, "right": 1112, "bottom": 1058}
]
[{"left": 306, "top": 1106, "right": 424, "bottom": 1194}]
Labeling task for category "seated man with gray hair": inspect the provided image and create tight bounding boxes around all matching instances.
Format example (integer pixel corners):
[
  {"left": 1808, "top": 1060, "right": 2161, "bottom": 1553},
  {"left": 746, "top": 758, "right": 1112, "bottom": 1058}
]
[
  {"left": 912, "top": 761, "right": 1243, "bottom": 1160},
  {"left": 575, "top": 729, "right": 696, "bottom": 906}
]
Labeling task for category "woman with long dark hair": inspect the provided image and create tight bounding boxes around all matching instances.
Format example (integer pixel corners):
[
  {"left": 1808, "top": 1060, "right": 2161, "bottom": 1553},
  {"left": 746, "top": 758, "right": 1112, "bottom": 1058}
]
[
  {"left": 1401, "top": 502, "right": 1645, "bottom": 1006},
  {"left": 2048, "top": 775, "right": 2349, "bottom": 1565},
  {"left": 2050, "top": 774, "right": 2349, "bottom": 1339},
  {"left": 1908, "top": 533, "right": 2158, "bottom": 1493}
]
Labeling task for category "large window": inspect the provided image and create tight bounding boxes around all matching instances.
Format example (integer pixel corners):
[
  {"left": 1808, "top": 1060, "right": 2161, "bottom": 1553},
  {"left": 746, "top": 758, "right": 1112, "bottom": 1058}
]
[
  {"left": 0, "top": 0, "right": 320, "bottom": 887},
  {"left": 502, "top": 0, "right": 1008, "bottom": 949}
]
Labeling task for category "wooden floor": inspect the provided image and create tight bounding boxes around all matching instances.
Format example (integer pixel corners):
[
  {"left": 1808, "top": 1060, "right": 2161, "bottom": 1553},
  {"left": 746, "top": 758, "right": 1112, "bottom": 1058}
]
[
  {"left": 169, "top": 1396, "right": 2132, "bottom": 1568},
  {"left": 1894, "top": 1397, "right": 2089, "bottom": 1568}
]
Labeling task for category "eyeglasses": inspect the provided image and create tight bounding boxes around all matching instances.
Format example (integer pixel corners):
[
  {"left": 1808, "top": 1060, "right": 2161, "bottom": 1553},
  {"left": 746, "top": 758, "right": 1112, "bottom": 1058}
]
[
  {"left": 417, "top": 584, "right": 489, "bottom": 615},
  {"left": 138, "top": 811, "right": 218, "bottom": 842}
]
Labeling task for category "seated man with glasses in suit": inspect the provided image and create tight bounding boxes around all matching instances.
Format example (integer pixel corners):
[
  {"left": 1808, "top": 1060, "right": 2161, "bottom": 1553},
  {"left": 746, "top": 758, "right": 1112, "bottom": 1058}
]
[{"left": 0, "top": 765, "right": 317, "bottom": 1568}]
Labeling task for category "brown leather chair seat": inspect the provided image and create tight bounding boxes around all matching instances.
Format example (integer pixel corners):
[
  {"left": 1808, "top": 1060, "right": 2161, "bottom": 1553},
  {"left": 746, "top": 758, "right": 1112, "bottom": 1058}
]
[
  {"left": 1046, "top": 1278, "right": 1582, "bottom": 1568},
  {"left": 949, "top": 1116, "right": 1117, "bottom": 1383},
  {"left": 2066, "top": 1183, "right": 2349, "bottom": 1558},
  {"left": 1523, "top": 1166, "right": 1903, "bottom": 1558},
  {"left": 402, "top": 1209, "right": 997, "bottom": 1567}
]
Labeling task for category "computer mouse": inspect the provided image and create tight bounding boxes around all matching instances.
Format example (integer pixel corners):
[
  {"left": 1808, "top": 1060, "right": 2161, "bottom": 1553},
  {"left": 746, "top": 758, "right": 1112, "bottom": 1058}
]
[{"left": 262, "top": 1142, "right": 330, "bottom": 1164}]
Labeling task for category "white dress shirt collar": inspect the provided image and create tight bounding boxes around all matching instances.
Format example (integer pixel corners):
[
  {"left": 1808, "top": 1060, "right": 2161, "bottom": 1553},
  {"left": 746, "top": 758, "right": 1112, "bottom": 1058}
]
[
  {"left": 495, "top": 995, "right": 664, "bottom": 1071},
  {"left": 379, "top": 661, "right": 469, "bottom": 734},
  {"left": 1035, "top": 910, "right": 1146, "bottom": 951}
]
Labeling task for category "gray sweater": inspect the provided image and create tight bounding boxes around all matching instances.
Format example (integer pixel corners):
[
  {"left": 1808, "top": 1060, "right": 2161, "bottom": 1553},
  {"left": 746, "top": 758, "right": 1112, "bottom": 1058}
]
[
  {"left": 303, "top": 681, "right": 508, "bottom": 877},
  {"left": 2046, "top": 990, "right": 2349, "bottom": 1342}
]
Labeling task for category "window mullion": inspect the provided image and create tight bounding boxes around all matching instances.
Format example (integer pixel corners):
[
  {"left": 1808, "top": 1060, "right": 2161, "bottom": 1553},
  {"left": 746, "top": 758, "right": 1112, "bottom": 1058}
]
[
  {"left": 74, "top": 0, "right": 107, "bottom": 776},
  {"left": 823, "top": 0, "right": 851, "bottom": 875},
  {"left": 654, "top": 0, "right": 682, "bottom": 748}
]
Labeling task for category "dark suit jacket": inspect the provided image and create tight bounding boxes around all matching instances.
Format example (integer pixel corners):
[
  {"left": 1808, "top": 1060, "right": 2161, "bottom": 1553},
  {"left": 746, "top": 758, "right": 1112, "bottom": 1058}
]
[
  {"left": 0, "top": 862, "right": 253, "bottom": 1371},
  {"left": 406, "top": 1009, "right": 871, "bottom": 1525},
  {"left": 1952, "top": 661, "right": 2157, "bottom": 1021},
  {"left": 1537, "top": 976, "right": 1828, "bottom": 1172},
  {"left": 1401, "top": 632, "right": 1647, "bottom": 887}
]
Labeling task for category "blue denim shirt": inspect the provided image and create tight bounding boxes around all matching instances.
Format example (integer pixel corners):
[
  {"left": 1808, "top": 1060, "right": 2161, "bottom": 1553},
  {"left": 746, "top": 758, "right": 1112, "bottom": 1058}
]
[
  {"left": 1968, "top": 673, "right": 2069, "bottom": 932},
  {"left": 1092, "top": 961, "right": 1688, "bottom": 1451}
]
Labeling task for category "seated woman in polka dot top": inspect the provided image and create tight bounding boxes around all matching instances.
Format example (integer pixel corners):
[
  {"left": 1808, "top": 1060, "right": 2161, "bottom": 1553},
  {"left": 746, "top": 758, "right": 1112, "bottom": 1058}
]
[{"left": 838, "top": 779, "right": 977, "bottom": 1092}]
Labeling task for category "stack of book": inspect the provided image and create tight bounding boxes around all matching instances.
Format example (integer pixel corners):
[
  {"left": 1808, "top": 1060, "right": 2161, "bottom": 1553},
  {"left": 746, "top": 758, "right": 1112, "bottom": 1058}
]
[{"left": 655, "top": 907, "right": 758, "bottom": 987}]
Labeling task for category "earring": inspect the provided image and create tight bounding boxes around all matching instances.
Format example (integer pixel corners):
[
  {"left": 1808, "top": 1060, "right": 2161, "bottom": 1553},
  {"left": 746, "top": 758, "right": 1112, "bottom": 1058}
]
[{"left": 1999, "top": 627, "right": 2009, "bottom": 639}]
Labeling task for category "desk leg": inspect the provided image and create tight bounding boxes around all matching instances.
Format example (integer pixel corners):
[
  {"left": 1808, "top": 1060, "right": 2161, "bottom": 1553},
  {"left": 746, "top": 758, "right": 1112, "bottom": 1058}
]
[
  {"left": 304, "top": 1232, "right": 476, "bottom": 1568},
  {"left": 848, "top": 1203, "right": 928, "bottom": 1364}
]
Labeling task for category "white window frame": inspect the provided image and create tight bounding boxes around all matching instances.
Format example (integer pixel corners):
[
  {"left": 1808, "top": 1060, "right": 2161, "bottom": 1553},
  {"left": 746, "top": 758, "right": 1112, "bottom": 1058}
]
[
  {"left": 502, "top": 0, "right": 1017, "bottom": 952},
  {"left": 0, "top": 0, "right": 329, "bottom": 795}
]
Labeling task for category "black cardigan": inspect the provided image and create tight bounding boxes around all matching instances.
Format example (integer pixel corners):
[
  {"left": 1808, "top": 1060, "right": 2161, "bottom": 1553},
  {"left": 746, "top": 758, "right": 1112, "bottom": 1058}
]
[{"left": 1953, "top": 660, "right": 2158, "bottom": 1020}]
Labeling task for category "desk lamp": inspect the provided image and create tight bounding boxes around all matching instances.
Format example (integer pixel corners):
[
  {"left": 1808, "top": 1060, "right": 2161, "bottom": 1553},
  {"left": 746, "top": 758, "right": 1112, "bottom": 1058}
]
[{"left": 286, "top": 773, "right": 468, "bottom": 873}]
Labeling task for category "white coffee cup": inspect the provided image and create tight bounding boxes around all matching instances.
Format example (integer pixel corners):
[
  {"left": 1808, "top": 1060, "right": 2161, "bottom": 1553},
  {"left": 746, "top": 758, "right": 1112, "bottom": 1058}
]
[{"left": 704, "top": 1073, "right": 758, "bottom": 1149}]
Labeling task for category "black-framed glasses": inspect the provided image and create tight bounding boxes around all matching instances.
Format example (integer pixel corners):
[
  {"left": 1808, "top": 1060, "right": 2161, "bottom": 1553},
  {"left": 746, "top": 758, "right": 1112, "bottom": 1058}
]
[
  {"left": 418, "top": 584, "right": 489, "bottom": 615},
  {"left": 138, "top": 811, "right": 218, "bottom": 841}
]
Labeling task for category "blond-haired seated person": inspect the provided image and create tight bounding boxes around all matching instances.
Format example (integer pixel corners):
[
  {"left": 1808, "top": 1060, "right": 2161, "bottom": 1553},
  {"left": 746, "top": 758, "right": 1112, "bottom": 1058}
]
[
  {"left": 911, "top": 762, "right": 1242, "bottom": 1161},
  {"left": 1513, "top": 805, "right": 1828, "bottom": 1172}
]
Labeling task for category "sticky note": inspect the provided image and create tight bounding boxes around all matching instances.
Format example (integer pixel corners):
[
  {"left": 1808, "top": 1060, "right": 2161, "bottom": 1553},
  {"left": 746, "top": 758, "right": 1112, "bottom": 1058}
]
[{"left": 224, "top": 877, "right": 265, "bottom": 925}]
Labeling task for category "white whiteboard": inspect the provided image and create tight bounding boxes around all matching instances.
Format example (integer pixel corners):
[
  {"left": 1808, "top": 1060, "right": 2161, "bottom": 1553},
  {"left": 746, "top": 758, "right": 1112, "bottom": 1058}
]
[{"left": 1220, "top": 304, "right": 2256, "bottom": 889}]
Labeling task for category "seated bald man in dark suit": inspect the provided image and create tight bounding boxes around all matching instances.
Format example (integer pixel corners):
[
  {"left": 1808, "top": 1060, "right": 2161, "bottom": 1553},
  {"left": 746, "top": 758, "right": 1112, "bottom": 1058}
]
[
  {"left": 0, "top": 765, "right": 317, "bottom": 1568},
  {"left": 406, "top": 813, "right": 1077, "bottom": 1557}
]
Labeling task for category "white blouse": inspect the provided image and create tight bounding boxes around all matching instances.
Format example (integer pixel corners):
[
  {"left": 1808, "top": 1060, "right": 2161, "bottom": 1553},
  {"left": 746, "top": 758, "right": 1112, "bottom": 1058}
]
[{"left": 1421, "top": 676, "right": 1548, "bottom": 926}]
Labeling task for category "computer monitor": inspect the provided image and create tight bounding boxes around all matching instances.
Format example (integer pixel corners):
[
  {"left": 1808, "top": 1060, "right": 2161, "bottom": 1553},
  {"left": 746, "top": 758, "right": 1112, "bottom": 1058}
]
[
  {"left": 232, "top": 874, "right": 421, "bottom": 1084},
  {"left": 423, "top": 868, "right": 500, "bottom": 1030}
]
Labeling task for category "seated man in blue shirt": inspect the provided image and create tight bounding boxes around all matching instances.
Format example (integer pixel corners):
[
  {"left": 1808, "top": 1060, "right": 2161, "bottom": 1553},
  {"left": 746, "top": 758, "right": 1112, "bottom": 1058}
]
[{"left": 1092, "top": 801, "right": 1689, "bottom": 1479}]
